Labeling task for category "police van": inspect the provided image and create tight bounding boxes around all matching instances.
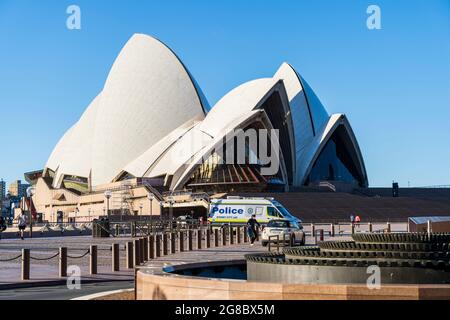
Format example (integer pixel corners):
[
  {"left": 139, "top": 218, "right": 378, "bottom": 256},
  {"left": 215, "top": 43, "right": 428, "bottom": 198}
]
[{"left": 208, "top": 196, "right": 301, "bottom": 227}]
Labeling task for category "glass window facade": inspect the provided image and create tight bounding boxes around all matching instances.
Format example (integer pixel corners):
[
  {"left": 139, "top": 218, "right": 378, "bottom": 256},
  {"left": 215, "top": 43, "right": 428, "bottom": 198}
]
[{"left": 306, "top": 130, "right": 363, "bottom": 187}]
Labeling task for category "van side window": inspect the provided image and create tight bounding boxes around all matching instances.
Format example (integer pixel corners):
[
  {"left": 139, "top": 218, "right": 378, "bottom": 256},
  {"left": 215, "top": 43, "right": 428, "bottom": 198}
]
[
  {"left": 256, "top": 207, "right": 263, "bottom": 216},
  {"left": 267, "top": 207, "right": 278, "bottom": 217}
]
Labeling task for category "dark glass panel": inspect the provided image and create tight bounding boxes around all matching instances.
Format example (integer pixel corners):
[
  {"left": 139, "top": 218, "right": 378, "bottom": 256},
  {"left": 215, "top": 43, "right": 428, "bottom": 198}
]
[{"left": 307, "top": 130, "right": 363, "bottom": 186}]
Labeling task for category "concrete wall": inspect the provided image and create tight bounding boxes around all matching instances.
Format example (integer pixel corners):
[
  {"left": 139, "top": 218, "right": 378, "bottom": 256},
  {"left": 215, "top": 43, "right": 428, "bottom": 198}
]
[{"left": 136, "top": 271, "right": 450, "bottom": 300}]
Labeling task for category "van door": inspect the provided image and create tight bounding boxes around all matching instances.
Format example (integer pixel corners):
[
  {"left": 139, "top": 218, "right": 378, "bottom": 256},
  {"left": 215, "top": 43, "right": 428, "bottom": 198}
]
[
  {"left": 267, "top": 206, "right": 281, "bottom": 221},
  {"left": 255, "top": 206, "right": 264, "bottom": 222}
]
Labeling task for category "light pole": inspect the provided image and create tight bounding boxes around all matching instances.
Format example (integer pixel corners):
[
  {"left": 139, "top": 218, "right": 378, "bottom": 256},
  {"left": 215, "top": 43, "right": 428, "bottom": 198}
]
[
  {"left": 147, "top": 193, "right": 155, "bottom": 233},
  {"left": 26, "top": 187, "right": 35, "bottom": 238},
  {"left": 168, "top": 196, "right": 174, "bottom": 232},
  {"left": 104, "top": 191, "right": 112, "bottom": 219},
  {"left": 74, "top": 207, "right": 79, "bottom": 224}
]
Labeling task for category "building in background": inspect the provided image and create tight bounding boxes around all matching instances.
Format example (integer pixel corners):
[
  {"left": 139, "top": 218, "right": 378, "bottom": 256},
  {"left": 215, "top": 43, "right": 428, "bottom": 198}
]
[
  {"left": 30, "top": 33, "right": 368, "bottom": 222},
  {"left": 0, "top": 179, "right": 5, "bottom": 201},
  {"left": 8, "top": 180, "right": 30, "bottom": 198}
]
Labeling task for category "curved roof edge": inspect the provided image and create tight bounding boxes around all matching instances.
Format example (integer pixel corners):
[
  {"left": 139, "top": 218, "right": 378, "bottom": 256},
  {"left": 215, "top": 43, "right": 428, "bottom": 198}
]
[
  {"left": 298, "top": 114, "right": 368, "bottom": 187},
  {"left": 147, "top": 34, "right": 211, "bottom": 114}
]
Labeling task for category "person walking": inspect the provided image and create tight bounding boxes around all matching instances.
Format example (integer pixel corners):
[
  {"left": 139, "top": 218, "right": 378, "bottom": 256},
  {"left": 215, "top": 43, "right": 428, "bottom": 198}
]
[
  {"left": 247, "top": 215, "right": 260, "bottom": 246},
  {"left": 350, "top": 214, "right": 355, "bottom": 226},
  {"left": 16, "top": 212, "right": 27, "bottom": 240},
  {"left": 0, "top": 216, "right": 7, "bottom": 240},
  {"left": 355, "top": 215, "right": 361, "bottom": 228}
]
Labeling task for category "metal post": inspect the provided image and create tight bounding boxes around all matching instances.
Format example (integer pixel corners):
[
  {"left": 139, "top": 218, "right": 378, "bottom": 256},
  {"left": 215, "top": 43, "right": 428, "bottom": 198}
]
[
  {"left": 206, "top": 229, "right": 211, "bottom": 248},
  {"left": 244, "top": 227, "right": 248, "bottom": 243},
  {"left": 150, "top": 198, "right": 153, "bottom": 233},
  {"left": 139, "top": 238, "right": 145, "bottom": 263},
  {"left": 126, "top": 241, "right": 134, "bottom": 269},
  {"left": 22, "top": 249, "right": 30, "bottom": 280},
  {"left": 351, "top": 223, "right": 355, "bottom": 235},
  {"left": 112, "top": 243, "right": 120, "bottom": 272},
  {"left": 230, "top": 226, "right": 234, "bottom": 245},
  {"left": 90, "top": 245, "right": 97, "bottom": 275},
  {"left": 115, "top": 224, "right": 120, "bottom": 237},
  {"left": 155, "top": 234, "right": 161, "bottom": 257},
  {"left": 169, "top": 200, "right": 174, "bottom": 233},
  {"left": 330, "top": 224, "right": 335, "bottom": 237},
  {"left": 179, "top": 231, "right": 185, "bottom": 252},
  {"left": 237, "top": 227, "right": 242, "bottom": 244},
  {"left": 311, "top": 224, "right": 315, "bottom": 239},
  {"left": 162, "top": 233, "right": 168, "bottom": 255},
  {"left": 387, "top": 222, "right": 391, "bottom": 233},
  {"left": 319, "top": 229, "right": 324, "bottom": 242},
  {"left": 427, "top": 220, "right": 432, "bottom": 234},
  {"left": 369, "top": 222, "right": 373, "bottom": 233},
  {"left": 188, "top": 230, "right": 193, "bottom": 251},
  {"left": 149, "top": 235, "right": 155, "bottom": 259},
  {"left": 134, "top": 239, "right": 140, "bottom": 266},
  {"left": 143, "top": 237, "right": 149, "bottom": 261},
  {"left": 59, "top": 247, "right": 67, "bottom": 277},
  {"left": 222, "top": 227, "right": 227, "bottom": 246},
  {"left": 171, "top": 233, "right": 176, "bottom": 254},
  {"left": 214, "top": 229, "right": 219, "bottom": 247},
  {"left": 197, "top": 229, "right": 202, "bottom": 250},
  {"left": 142, "top": 238, "right": 148, "bottom": 261}
]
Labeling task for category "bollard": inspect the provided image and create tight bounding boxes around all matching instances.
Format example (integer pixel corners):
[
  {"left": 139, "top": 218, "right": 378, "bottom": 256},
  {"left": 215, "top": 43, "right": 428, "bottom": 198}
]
[
  {"left": 427, "top": 220, "right": 432, "bottom": 234},
  {"left": 171, "top": 233, "right": 176, "bottom": 254},
  {"left": 112, "top": 243, "right": 120, "bottom": 272},
  {"left": 59, "top": 247, "right": 67, "bottom": 277},
  {"left": 206, "top": 229, "right": 211, "bottom": 248},
  {"left": 143, "top": 238, "right": 148, "bottom": 261},
  {"left": 155, "top": 234, "right": 161, "bottom": 257},
  {"left": 188, "top": 230, "right": 193, "bottom": 251},
  {"left": 319, "top": 229, "right": 324, "bottom": 242},
  {"left": 134, "top": 239, "right": 140, "bottom": 266},
  {"left": 351, "top": 223, "right": 355, "bottom": 235},
  {"left": 90, "top": 245, "right": 98, "bottom": 275},
  {"left": 368, "top": 222, "right": 373, "bottom": 233},
  {"left": 237, "top": 227, "right": 242, "bottom": 244},
  {"left": 244, "top": 227, "right": 248, "bottom": 243},
  {"left": 311, "top": 224, "right": 315, "bottom": 239},
  {"left": 179, "top": 231, "right": 185, "bottom": 252},
  {"left": 222, "top": 227, "right": 227, "bottom": 246},
  {"left": 148, "top": 235, "right": 155, "bottom": 259},
  {"left": 197, "top": 229, "right": 202, "bottom": 250},
  {"left": 115, "top": 224, "right": 120, "bottom": 237},
  {"left": 214, "top": 229, "right": 219, "bottom": 247},
  {"left": 387, "top": 222, "right": 391, "bottom": 234},
  {"left": 162, "top": 233, "right": 168, "bottom": 256},
  {"left": 22, "top": 249, "right": 30, "bottom": 280},
  {"left": 330, "top": 224, "right": 335, "bottom": 237},
  {"left": 126, "top": 241, "right": 134, "bottom": 269},
  {"left": 139, "top": 238, "right": 145, "bottom": 263},
  {"left": 230, "top": 226, "right": 234, "bottom": 245}
]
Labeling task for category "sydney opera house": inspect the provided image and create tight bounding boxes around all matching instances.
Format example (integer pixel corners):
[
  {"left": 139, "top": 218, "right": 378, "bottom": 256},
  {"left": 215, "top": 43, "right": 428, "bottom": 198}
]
[{"left": 30, "top": 34, "right": 369, "bottom": 222}]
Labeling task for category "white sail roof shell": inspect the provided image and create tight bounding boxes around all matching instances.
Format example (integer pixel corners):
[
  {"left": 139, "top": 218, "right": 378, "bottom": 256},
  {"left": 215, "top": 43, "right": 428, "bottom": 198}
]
[
  {"left": 45, "top": 34, "right": 207, "bottom": 187},
  {"left": 45, "top": 33, "right": 368, "bottom": 190}
]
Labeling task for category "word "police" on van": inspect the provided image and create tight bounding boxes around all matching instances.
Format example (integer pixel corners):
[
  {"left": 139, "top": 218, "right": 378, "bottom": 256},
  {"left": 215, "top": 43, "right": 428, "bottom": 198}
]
[{"left": 211, "top": 207, "right": 244, "bottom": 215}]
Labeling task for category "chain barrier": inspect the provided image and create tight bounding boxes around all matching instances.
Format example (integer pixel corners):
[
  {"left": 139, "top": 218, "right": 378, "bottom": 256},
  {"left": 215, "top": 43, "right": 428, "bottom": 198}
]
[
  {"left": 30, "top": 252, "right": 60, "bottom": 261},
  {"left": 67, "top": 250, "right": 90, "bottom": 259},
  {"left": 0, "top": 254, "right": 22, "bottom": 262}
]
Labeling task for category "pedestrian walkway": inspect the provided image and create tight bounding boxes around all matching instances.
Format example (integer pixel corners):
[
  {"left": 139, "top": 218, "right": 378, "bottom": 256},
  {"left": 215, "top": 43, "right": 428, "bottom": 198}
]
[{"left": 0, "top": 236, "right": 133, "bottom": 288}]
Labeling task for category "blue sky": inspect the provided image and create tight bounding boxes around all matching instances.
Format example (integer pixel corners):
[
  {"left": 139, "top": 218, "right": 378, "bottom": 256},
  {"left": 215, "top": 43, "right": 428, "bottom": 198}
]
[{"left": 0, "top": 0, "right": 449, "bottom": 187}]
